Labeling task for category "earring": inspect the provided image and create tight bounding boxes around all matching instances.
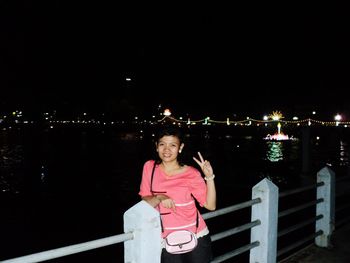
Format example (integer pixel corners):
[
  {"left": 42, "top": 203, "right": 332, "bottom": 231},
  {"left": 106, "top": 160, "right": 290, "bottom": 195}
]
[{"left": 179, "top": 149, "right": 182, "bottom": 153}]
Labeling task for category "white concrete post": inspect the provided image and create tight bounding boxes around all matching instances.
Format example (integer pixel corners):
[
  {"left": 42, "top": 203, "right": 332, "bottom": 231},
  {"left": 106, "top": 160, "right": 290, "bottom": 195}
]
[
  {"left": 250, "top": 178, "right": 279, "bottom": 263},
  {"left": 315, "top": 166, "right": 335, "bottom": 248},
  {"left": 123, "top": 200, "right": 162, "bottom": 263}
]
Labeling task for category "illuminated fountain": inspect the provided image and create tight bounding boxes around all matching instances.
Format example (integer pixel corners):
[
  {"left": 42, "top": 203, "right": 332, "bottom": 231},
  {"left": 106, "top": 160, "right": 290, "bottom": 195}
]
[
  {"left": 264, "top": 122, "right": 290, "bottom": 141},
  {"left": 264, "top": 111, "right": 295, "bottom": 141}
]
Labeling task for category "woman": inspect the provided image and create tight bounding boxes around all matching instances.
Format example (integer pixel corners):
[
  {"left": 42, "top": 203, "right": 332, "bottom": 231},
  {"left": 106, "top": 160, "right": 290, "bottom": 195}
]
[{"left": 138, "top": 126, "right": 216, "bottom": 263}]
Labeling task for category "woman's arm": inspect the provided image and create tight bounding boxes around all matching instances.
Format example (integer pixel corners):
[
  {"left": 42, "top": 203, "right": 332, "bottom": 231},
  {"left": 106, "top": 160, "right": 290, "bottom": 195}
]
[
  {"left": 203, "top": 176, "right": 216, "bottom": 211},
  {"left": 142, "top": 195, "right": 161, "bottom": 208},
  {"left": 142, "top": 194, "right": 176, "bottom": 211},
  {"left": 193, "top": 152, "right": 217, "bottom": 211}
]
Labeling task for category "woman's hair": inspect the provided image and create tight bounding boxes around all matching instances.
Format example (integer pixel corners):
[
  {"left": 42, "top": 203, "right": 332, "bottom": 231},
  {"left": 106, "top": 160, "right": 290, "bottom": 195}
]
[
  {"left": 154, "top": 125, "right": 186, "bottom": 165},
  {"left": 155, "top": 125, "right": 184, "bottom": 144}
]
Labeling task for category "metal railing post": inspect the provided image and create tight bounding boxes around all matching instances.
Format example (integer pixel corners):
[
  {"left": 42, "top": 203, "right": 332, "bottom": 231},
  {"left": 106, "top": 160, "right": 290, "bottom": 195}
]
[
  {"left": 123, "top": 200, "right": 162, "bottom": 263},
  {"left": 315, "top": 166, "right": 335, "bottom": 248},
  {"left": 250, "top": 178, "right": 279, "bottom": 263}
]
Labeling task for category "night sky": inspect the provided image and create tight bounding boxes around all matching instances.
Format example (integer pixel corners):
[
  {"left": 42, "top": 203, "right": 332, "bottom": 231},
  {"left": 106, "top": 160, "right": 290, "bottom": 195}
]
[{"left": 1, "top": 2, "right": 349, "bottom": 118}]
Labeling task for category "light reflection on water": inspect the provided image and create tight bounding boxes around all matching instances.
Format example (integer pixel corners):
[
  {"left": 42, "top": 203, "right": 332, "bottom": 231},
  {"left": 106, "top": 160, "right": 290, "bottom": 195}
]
[
  {"left": 265, "top": 141, "right": 284, "bottom": 162},
  {"left": 0, "top": 129, "right": 349, "bottom": 195},
  {"left": 260, "top": 139, "right": 302, "bottom": 186},
  {"left": 340, "top": 140, "right": 349, "bottom": 167},
  {"left": 0, "top": 144, "right": 23, "bottom": 194}
]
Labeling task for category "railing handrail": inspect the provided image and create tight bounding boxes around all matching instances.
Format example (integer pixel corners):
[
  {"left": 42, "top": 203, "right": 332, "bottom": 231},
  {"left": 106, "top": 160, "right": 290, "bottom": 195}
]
[
  {"left": 2, "top": 166, "right": 347, "bottom": 263},
  {"left": 278, "top": 198, "right": 324, "bottom": 218},
  {"left": 0, "top": 198, "right": 262, "bottom": 263},
  {"left": 0, "top": 232, "right": 133, "bottom": 263},
  {"left": 279, "top": 182, "right": 324, "bottom": 198},
  {"left": 202, "top": 198, "right": 261, "bottom": 220},
  {"left": 278, "top": 215, "right": 323, "bottom": 238},
  {"left": 277, "top": 230, "right": 323, "bottom": 257},
  {"left": 210, "top": 220, "right": 261, "bottom": 242}
]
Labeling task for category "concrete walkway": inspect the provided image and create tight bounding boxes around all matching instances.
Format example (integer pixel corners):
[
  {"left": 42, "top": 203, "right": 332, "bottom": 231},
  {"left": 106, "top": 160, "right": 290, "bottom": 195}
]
[{"left": 280, "top": 223, "right": 350, "bottom": 262}]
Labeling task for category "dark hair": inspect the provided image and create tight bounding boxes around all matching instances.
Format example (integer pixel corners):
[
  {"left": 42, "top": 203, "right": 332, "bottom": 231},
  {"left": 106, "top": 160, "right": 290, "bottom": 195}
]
[
  {"left": 154, "top": 125, "right": 186, "bottom": 165},
  {"left": 155, "top": 126, "right": 184, "bottom": 144}
]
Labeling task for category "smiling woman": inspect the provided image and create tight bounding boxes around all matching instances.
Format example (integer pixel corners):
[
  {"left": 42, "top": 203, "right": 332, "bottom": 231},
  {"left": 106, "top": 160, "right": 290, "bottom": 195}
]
[{"left": 139, "top": 125, "right": 216, "bottom": 262}]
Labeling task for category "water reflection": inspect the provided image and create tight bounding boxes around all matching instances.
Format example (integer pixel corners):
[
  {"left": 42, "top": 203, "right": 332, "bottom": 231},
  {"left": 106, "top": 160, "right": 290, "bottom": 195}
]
[
  {"left": 265, "top": 141, "right": 284, "bottom": 162},
  {"left": 339, "top": 140, "right": 349, "bottom": 166},
  {"left": 0, "top": 129, "right": 348, "bottom": 196},
  {"left": 0, "top": 145, "right": 23, "bottom": 194}
]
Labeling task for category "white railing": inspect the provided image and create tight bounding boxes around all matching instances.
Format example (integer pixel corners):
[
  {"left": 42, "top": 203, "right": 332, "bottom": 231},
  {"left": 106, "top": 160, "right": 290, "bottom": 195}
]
[
  {"left": 1, "top": 166, "right": 346, "bottom": 263},
  {"left": 0, "top": 233, "right": 133, "bottom": 263}
]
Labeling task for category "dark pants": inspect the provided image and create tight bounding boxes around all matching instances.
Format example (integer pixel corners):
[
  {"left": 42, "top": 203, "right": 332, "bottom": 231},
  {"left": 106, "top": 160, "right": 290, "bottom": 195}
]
[{"left": 161, "top": 234, "right": 213, "bottom": 263}]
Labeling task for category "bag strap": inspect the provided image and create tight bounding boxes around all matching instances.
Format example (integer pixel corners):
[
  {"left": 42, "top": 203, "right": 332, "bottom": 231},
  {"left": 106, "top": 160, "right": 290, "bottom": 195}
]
[
  {"left": 150, "top": 160, "right": 199, "bottom": 234},
  {"left": 150, "top": 161, "right": 165, "bottom": 231},
  {"left": 150, "top": 160, "right": 157, "bottom": 193}
]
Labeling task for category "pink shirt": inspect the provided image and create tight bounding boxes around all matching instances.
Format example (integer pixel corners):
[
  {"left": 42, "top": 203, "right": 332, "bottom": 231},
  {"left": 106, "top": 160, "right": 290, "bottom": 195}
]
[{"left": 139, "top": 160, "right": 208, "bottom": 237}]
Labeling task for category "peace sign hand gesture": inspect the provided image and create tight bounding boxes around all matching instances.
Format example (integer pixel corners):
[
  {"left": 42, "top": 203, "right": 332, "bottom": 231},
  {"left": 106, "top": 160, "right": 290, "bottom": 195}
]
[{"left": 193, "top": 152, "right": 214, "bottom": 179}]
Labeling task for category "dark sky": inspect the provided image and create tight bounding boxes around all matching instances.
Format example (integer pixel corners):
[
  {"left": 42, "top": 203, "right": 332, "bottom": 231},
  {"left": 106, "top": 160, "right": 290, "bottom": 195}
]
[{"left": 1, "top": 2, "right": 349, "bottom": 117}]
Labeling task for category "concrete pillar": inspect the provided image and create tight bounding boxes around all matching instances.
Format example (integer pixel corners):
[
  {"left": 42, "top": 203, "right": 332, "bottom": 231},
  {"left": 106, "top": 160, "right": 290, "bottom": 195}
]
[
  {"left": 124, "top": 201, "right": 162, "bottom": 263},
  {"left": 250, "top": 178, "right": 279, "bottom": 263},
  {"left": 315, "top": 166, "right": 335, "bottom": 248}
]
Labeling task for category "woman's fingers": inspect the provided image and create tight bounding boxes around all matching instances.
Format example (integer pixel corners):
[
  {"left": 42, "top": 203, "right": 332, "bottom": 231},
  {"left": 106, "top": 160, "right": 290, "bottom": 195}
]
[
  {"left": 193, "top": 152, "right": 205, "bottom": 166},
  {"left": 162, "top": 199, "right": 176, "bottom": 211},
  {"left": 197, "top": 152, "right": 204, "bottom": 162},
  {"left": 193, "top": 157, "right": 203, "bottom": 168},
  {"left": 193, "top": 156, "right": 199, "bottom": 164},
  {"left": 193, "top": 152, "right": 213, "bottom": 176}
]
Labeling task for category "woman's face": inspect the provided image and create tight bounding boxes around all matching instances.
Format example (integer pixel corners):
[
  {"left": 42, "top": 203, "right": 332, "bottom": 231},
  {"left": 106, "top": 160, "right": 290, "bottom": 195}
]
[{"left": 156, "top": 135, "right": 183, "bottom": 162}]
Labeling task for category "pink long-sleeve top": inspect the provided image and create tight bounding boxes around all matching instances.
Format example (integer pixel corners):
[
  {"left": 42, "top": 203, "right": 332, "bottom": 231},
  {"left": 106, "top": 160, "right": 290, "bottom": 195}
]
[{"left": 139, "top": 160, "right": 208, "bottom": 238}]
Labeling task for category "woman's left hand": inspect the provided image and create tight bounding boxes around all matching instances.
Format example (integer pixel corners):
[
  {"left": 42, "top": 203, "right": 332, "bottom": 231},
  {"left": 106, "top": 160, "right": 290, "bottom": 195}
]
[{"left": 193, "top": 152, "right": 214, "bottom": 178}]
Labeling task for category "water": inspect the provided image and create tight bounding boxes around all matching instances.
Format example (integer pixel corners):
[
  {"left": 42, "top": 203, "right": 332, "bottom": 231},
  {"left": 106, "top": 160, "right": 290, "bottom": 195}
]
[{"left": 0, "top": 125, "right": 349, "bottom": 262}]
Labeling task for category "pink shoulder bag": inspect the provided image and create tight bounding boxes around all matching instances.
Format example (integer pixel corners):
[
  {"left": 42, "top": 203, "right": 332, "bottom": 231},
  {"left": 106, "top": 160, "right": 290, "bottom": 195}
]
[{"left": 164, "top": 229, "right": 198, "bottom": 254}]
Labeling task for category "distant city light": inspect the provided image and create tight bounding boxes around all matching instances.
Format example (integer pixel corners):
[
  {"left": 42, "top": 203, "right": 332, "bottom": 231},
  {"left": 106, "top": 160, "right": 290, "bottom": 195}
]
[
  {"left": 125, "top": 78, "right": 131, "bottom": 81},
  {"left": 335, "top": 114, "right": 342, "bottom": 126},
  {"left": 163, "top": 109, "right": 171, "bottom": 116},
  {"left": 269, "top": 111, "right": 283, "bottom": 121},
  {"left": 334, "top": 114, "right": 342, "bottom": 121},
  {"left": 1, "top": 108, "right": 350, "bottom": 129}
]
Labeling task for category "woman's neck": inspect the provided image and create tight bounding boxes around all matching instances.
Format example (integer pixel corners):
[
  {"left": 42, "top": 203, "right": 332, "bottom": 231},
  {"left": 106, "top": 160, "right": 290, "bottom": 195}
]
[
  {"left": 161, "top": 161, "right": 182, "bottom": 176},
  {"left": 161, "top": 160, "right": 180, "bottom": 169}
]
